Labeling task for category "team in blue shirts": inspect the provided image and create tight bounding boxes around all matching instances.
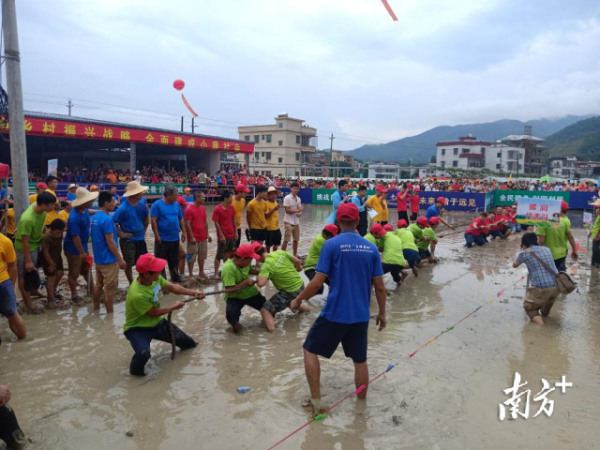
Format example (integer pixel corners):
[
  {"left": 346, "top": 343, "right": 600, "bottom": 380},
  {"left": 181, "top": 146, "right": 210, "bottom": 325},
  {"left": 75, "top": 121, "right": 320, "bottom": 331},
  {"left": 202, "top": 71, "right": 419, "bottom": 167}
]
[
  {"left": 326, "top": 179, "right": 350, "bottom": 224},
  {"left": 424, "top": 197, "right": 454, "bottom": 229}
]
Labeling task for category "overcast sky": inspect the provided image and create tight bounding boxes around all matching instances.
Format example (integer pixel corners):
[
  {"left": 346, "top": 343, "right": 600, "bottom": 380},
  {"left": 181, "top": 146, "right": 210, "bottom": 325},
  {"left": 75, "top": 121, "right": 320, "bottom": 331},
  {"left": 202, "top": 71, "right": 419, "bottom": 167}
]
[{"left": 15, "top": 0, "right": 600, "bottom": 150}]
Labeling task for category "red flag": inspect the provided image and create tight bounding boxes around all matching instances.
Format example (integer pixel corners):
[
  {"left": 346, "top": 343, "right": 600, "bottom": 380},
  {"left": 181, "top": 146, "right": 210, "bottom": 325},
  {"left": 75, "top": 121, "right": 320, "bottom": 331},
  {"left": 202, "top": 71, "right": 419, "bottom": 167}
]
[
  {"left": 381, "top": 0, "right": 398, "bottom": 21},
  {"left": 181, "top": 93, "right": 199, "bottom": 117}
]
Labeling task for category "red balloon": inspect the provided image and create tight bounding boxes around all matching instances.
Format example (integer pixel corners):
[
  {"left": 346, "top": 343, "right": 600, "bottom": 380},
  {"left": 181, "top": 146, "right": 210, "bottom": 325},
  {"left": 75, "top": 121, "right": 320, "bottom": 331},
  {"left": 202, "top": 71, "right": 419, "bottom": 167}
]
[{"left": 173, "top": 79, "right": 185, "bottom": 91}]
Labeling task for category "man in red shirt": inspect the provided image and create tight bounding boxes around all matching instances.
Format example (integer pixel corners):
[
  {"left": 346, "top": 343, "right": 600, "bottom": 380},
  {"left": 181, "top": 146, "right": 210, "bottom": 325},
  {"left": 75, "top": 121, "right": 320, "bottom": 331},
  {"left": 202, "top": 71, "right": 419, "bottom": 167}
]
[
  {"left": 409, "top": 187, "right": 420, "bottom": 222},
  {"left": 211, "top": 190, "right": 236, "bottom": 279},
  {"left": 184, "top": 192, "right": 212, "bottom": 279},
  {"left": 464, "top": 212, "right": 490, "bottom": 248},
  {"left": 397, "top": 185, "right": 409, "bottom": 223}
]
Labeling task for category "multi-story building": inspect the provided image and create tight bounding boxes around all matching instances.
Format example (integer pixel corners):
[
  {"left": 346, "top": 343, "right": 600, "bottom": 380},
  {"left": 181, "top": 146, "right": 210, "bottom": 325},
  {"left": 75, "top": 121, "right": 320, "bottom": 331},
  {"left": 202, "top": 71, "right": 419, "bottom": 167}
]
[
  {"left": 368, "top": 163, "right": 401, "bottom": 180},
  {"left": 574, "top": 160, "right": 600, "bottom": 178},
  {"left": 331, "top": 150, "right": 355, "bottom": 165},
  {"left": 499, "top": 134, "right": 545, "bottom": 176},
  {"left": 549, "top": 156, "right": 577, "bottom": 179},
  {"left": 237, "top": 113, "right": 317, "bottom": 177},
  {"left": 436, "top": 136, "right": 525, "bottom": 174}
]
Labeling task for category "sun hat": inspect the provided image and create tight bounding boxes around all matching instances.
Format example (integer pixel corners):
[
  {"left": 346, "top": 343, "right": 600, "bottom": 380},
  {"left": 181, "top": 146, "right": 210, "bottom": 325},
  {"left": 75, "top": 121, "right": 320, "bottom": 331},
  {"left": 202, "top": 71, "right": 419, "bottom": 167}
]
[
  {"left": 67, "top": 184, "right": 77, "bottom": 190},
  {"left": 136, "top": 254, "right": 167, "bottom": 273},
  {"left": 71, "top": 187, "right": 99, "bottom": 207},
  {"left": 267, "top": 186, "right": 281, "bottom": 195},
  {"left": 123, "top": 180, "right": 149, "bottom": 197}
]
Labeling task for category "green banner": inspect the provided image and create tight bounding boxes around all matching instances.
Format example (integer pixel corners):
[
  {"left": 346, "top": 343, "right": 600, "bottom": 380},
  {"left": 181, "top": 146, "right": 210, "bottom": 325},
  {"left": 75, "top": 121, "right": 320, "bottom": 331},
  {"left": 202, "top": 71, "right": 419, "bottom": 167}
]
[
  {"left": 312, "top": 189, "right": 376, "bottom": 205},
  {"left": 494, "top": 190, "right": 570, "bottom": 207}
]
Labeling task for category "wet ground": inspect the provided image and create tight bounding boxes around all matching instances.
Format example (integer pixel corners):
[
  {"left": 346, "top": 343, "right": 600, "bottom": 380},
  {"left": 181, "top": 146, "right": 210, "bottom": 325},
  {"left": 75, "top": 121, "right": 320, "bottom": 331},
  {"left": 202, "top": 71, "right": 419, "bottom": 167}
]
[{"left": 1, "top": 205, "right": 599, "bottom": 450}]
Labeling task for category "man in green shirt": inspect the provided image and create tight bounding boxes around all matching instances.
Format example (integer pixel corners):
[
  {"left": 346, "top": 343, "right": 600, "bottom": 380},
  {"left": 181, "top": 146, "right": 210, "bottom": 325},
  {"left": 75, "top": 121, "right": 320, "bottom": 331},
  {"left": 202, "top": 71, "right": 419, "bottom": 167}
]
[
  {"left": 371, "top": 223, "right": 407, "bottom": 285},
  {"left": 123, "top": 254, "right": 205, "bottom": 376},
  {"left": 363, "top": 232, "right": 380, "bottom": 248},
  {"left": 591, "top": 199, "right": 600, "bottom": 269},
  {"left": 14, "top": 192, "right": 56, "bottom": 311},
  {"left": 536, "top": 201, "right": 578, "bottom": 272},
  {"left": 222, "top": 244, "right": 274, "bottom": 333},
  {"left": 304, "top": 224, "right": 339, "bottom": 295},
  {"left": 256, "top": 246, "right": 309, "bottom": 320},
  {"left": 395, "top": 219, "right": 422, "bottom": 276}
]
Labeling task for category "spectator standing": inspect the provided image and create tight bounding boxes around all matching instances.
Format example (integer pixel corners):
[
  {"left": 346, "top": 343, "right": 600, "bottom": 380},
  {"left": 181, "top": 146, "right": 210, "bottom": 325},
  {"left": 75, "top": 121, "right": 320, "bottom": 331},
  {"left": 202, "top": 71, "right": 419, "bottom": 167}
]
[
  {"left": 109, "top": 185, "right": 120, "bottom": 206},
  {"left": 351, "top": 186, "right": 369, "bottom": 236},
  {"left": 44, "top": 176, "right": 61, "bottom": 228},
  {"left": 212, "top": 190, "right": 237, "bottom": 279},
  {"left": 185, "top": 192, "right": 212, "bottom": 278},
  {"left": 265, "top": 186, "right": 282, "bottom": 253},
  {"left": 409, "top": 187, "right": 420, "bottom": 222},
  {"left": 39, "top": 219, "right": 66, "bottom": 306},
  {"left": 0, "top": 232, "right": 25, "bottom": 339},
  {"left": 91, "top": 192, "right": 126, "bottom": 313},
  {"left": 112, "top": 181, "right": 150, "bottom": 284},
  {"left": 536, "top": 201, "right": 578, "bottom": 272},
  {"left": 397, "top": 185, "right": 409, "bottom": 223},
  {"left": 150, "top": 185, "right": 187, "bottom": 282},
  {"left": 365, "top": 185, "right": 389, "bottom": 225},
  {"left": 246, "top": 185, "right": 269, "bottom": 244},
  {"left": 232, "top": 184, "right": 250, "bottom": 247},
  {"left": 282, "top": 182, "right": 303, "bottom": 256},
  {"left": 326, "top": 180, "right": 349, "bottom": 224},
  {"left": 66, "top": 184, "right": 78, "bottom": 201}
]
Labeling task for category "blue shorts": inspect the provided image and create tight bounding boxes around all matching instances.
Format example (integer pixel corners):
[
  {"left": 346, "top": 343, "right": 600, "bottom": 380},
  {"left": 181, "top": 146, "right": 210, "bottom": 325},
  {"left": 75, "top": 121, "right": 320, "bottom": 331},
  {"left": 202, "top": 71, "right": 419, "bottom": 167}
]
[
  {"left": 0, "top": 279, "right": 18, "bottom": 318},
  {"left": 418, "top": 248, "right": 431, "bottom": 259},
  {"left": 303, "top": 316, "right": 368, "bottom": 363},
  {"left": 403, "top": 249, "right": 421, "bottom": 268}
]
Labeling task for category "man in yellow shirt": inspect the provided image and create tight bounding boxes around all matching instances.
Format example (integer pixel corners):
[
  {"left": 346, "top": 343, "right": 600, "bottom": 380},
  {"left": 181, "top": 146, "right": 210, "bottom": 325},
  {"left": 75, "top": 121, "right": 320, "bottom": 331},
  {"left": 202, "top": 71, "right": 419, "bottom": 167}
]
[
  {"left": 246, "top": 185, "right": 269, "bottom": 244},
  {"left": 265, "top": 186, "right": 281, "bottom": 252},
  {"left": 0, "top": 233, "right": 26, "bottom": 339},
  {"left": 28, "top": 182, "right": 47, "bottom": 204},
  {"left": 58, "top": 201, "right": 72, "bottom": 230},
  {"left": 232, "top": 184, "right": 250, "bottom": 247},
  {"left": 365, "top": 185, "right": 389, "bottom": 225},
  {"left": 1, "top": 207, "right": 16, "bottom": 241},
  {"left": 44, "top": 176, "right": 61, "bottom": 227}
]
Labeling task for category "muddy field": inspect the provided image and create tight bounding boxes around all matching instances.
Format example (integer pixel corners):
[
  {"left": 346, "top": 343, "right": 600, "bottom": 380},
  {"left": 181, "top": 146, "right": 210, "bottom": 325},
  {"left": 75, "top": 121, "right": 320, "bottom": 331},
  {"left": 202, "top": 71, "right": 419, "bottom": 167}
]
[{"left": 1, "top": 205, "right": 599, "bottom": 450}]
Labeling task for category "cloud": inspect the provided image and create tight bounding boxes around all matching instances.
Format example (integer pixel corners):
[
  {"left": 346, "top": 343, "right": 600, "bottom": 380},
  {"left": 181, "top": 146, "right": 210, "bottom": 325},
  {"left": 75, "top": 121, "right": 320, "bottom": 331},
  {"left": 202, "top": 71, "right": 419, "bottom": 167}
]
[{"left": 17, "top": 0, "right": 600, "bottom": 150}]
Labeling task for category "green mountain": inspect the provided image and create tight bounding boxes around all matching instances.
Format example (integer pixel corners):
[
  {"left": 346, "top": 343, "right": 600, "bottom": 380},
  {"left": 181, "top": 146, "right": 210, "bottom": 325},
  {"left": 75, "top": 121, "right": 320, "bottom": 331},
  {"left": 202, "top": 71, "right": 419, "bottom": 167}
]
[
  {"left": 347, "top": 115, "right": 594, "bottom": 163},
  {"left": 545, "top": 116, "right": 600, "bottom": 160}
]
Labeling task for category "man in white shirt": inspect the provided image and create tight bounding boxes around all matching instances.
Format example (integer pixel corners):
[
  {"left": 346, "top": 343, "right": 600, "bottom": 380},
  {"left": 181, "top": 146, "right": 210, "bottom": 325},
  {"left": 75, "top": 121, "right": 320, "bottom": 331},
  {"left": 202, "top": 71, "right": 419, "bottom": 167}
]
[
  {"left": 134, "top": 171, "right": 143, "bottom": 183},
  {"left": 281, "top": 182, "right": 303, "bottom": 257}
]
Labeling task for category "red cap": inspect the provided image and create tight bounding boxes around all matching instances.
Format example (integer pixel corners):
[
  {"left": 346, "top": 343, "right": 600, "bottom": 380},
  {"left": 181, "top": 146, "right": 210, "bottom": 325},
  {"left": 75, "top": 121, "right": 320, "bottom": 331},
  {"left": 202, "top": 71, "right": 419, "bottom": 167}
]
[
  {"left": 561, "top": 200, "right": 569, "bottom": 211},
  {"left": 337, "top": 203, "right": 359, "bottom": 222},
  {"left": 417, "top": 217, "right": 430, "bottom": 227},
  {"left": 370, "top": 223, "right": 387, "bottom": 236},
  {"left": 429, "top": 217, "right": 440, "bottom": 225},
  {"left": 436, "top": 197, "right": 446, "bottom": 204},
  {"left": 136, "top": 254, "right": 167, "bottom": 273},
  {"left": 506, "top": 206, "right": 512, "bottom": 212},
  {"left": 413, "top": 186, "right": 420, "bottom": 192},
  {"left": 383, "top": 224, "right": 394, "bottom": 232},
  {"left": 323, "top": 224, "right": 339, "bottom": 237},
  {"left": 376, "top": 185, "right": 389, "bottom": 193},
  {"left": 407, "top": 183, "right": 413, "bottom": 189},
  {"left": 36, "top": 182, "right": 48, "bottom": 189},
  {"left": 397, "top": 219, "right": 408, "bottom": 228},
  {"left": 235, "top": 244, "right": 261, "bottom": 260},
  {"left": 235, "top": 184, "right": 251, "bottom": 193}
]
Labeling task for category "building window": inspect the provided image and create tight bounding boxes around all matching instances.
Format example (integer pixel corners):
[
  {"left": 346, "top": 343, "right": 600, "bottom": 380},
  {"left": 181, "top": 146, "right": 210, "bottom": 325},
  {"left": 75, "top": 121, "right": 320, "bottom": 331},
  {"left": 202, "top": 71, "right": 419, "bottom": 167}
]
[
  {"left": 278, "top": 140, "right": 283, "bottom": 146},
  {"left": 453, "top": 161, "right": 458, "bottom": 167},
  {"left": 260, "top": 152, "right": 265, "bottom": 157},
  {"left": 496, "top": 164, "right": 501, "bottom": 169},
  {"left": 244, "top": 135, "right": 250, "bottom": 141},
  {"left": 441, "top": 162, "right": 445, "bottom": 168},
  {"left": 480, "top": 148, "right": 485, "bottom": 154},
  {"left": 266, "top": 134, "right": 272, "bottom": 143},
  {"left": 453, "top": 148, "right": 459, "bottom": 155},
  {"left": 497, "top": 152, "right": 501, "bottom": 158},
  {"left": 278, "top": 157, "right": 283, "bottom": 163},
  {"left": 261, "top": 135, "right": 265, "bottom": 140},
  {"left": 254, "top": 135, "right": 259, "bottom": 143},
  {"left": 441, "top": 149, "right": 446, "bottom": 156},
  {"left": 296, "top": 153, "right": 300, "bottom": 161},
  {"left": 278, "top": 122, "right": 283, "bottom": 129},
  {"left": 266, "top": 152, "right": 271, "bottom": 160},
  {"left": 462, "top": 148, "right": 469, "bottom": 154},
  {"left": 296, "top": 135, "right": 301, "bottom": 144}
]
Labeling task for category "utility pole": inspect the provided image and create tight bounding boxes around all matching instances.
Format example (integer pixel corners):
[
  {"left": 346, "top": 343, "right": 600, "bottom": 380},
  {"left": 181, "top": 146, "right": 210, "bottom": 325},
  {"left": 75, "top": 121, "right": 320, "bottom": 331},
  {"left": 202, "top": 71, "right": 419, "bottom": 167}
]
[
  {"left": 67, "top": 99, "right": 73, "bottom": 116},
  {"left": 3, "top": 0, "right": 29, "bottom": 221},
  {"left": 181, "top": 116, "right": 184, "bottom": 132},
  {"left": 329, "top": 133, "right": 335, "bottom": 179},
  {"left": 191, "top": 117, "right": 198, "bottom": 134}
]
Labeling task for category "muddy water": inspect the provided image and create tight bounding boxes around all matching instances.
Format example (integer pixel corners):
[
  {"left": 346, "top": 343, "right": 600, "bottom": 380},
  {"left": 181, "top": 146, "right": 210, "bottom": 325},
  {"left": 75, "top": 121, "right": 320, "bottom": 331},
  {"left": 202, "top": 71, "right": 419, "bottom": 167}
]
[{"left": 1, "top": 205, "right": 599, "bottom": 450}]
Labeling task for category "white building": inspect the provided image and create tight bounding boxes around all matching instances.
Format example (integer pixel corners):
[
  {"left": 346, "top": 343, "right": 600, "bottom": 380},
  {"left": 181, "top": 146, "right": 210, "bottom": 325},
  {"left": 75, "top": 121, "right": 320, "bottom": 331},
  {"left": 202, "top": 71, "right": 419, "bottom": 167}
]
[
  {"left": 549, "top": 156, "right": 577, "bottom": 179},
  {"left": 436, "top": 136, "right": 525, "bottom": 174},
  {"left": 237, "top": 113, "right": 317, "bottom": 177},
  {"left": 368, "top": 163, "right": 401, "bottom": 180}
]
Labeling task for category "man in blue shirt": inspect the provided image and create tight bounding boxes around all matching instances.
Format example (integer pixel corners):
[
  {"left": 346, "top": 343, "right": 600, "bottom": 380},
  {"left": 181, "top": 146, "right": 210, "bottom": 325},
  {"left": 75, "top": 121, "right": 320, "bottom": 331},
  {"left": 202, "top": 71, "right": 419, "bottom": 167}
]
[
  {"left": 91, "top": 192, "right": 126, "bottom": 313},
  {"left": 66, "top": 184, "right": 78, "bottom": 202},
  {"left": 109, "top": 185, "right": 120, "bottom": 207},
  {"left": 326, "top": 179, "right": 350, "bottom": 224},
  {"left": 64, "top": 187, "right": 98, "bottom": 302},
  {"left": 150, "top": 185, "right": 187, "bottom": 282},
  {"left": 350, "top": 185, "right": 369, "bottom": 236},
  {"left": 291, "top": 203, "right": 387, "bottom": 415},
  {"left": 424, "top": 197, "right": 454, "bottom": 229},
  {"left": 113, "top": 181, "right": 150, "bottom": 284}
]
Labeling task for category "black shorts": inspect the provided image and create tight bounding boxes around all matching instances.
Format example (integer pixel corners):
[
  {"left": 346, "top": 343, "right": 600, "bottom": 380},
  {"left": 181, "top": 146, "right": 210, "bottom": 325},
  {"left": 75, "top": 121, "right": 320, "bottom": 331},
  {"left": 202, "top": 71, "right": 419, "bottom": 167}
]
[
  {"left": 490, "top": 230, "right": 503, "bottom": 239},
  {"left": 418, "top": 248, "right": 431, "bottom": 259},
  {"left": 304, "top": 268, "right": 329, "bottom": 295},
  {"left": 266, "top": 229, "right": 282, "bottom": 247},
  {"left": 410, "top": 212, "right": 418, "bottom": 222},
  {"left": 303, "top": 316, "right": 369, "bottom": 363},
  {"left": 554, "top": 257, "right": 566, "bottom": 272},
  {"left": 120, "top": 239, "right": 148, "bottom": 268},
  {"left": 250, "top": 228, "right": 267, "bottom": 242},
  {"left": 403, "top": 249, "right": 421, "bottom": 268},
  {"left": 397, "top": 211, "right": 409, "bottom": 223},
  {"left": 225, "top": 293, "right": 266, "bottom": 325}
]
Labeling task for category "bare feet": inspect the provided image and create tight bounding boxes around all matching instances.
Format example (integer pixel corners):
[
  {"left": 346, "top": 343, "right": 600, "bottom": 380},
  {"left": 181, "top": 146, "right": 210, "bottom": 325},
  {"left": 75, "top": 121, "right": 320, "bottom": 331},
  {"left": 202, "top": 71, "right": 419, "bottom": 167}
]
[
  {"left": 531, "top": 316, "right": 544, "bottom": 325},
  {"left": 232, "top": 323, "right": 242, "bottom": 334}
]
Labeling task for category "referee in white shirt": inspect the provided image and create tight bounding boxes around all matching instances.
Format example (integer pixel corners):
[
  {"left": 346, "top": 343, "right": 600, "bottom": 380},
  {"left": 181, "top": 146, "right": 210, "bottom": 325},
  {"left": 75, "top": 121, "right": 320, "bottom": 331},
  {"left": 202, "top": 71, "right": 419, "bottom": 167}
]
[{"left": 281, "top": 182, "right": 303, "bottom": 257}]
